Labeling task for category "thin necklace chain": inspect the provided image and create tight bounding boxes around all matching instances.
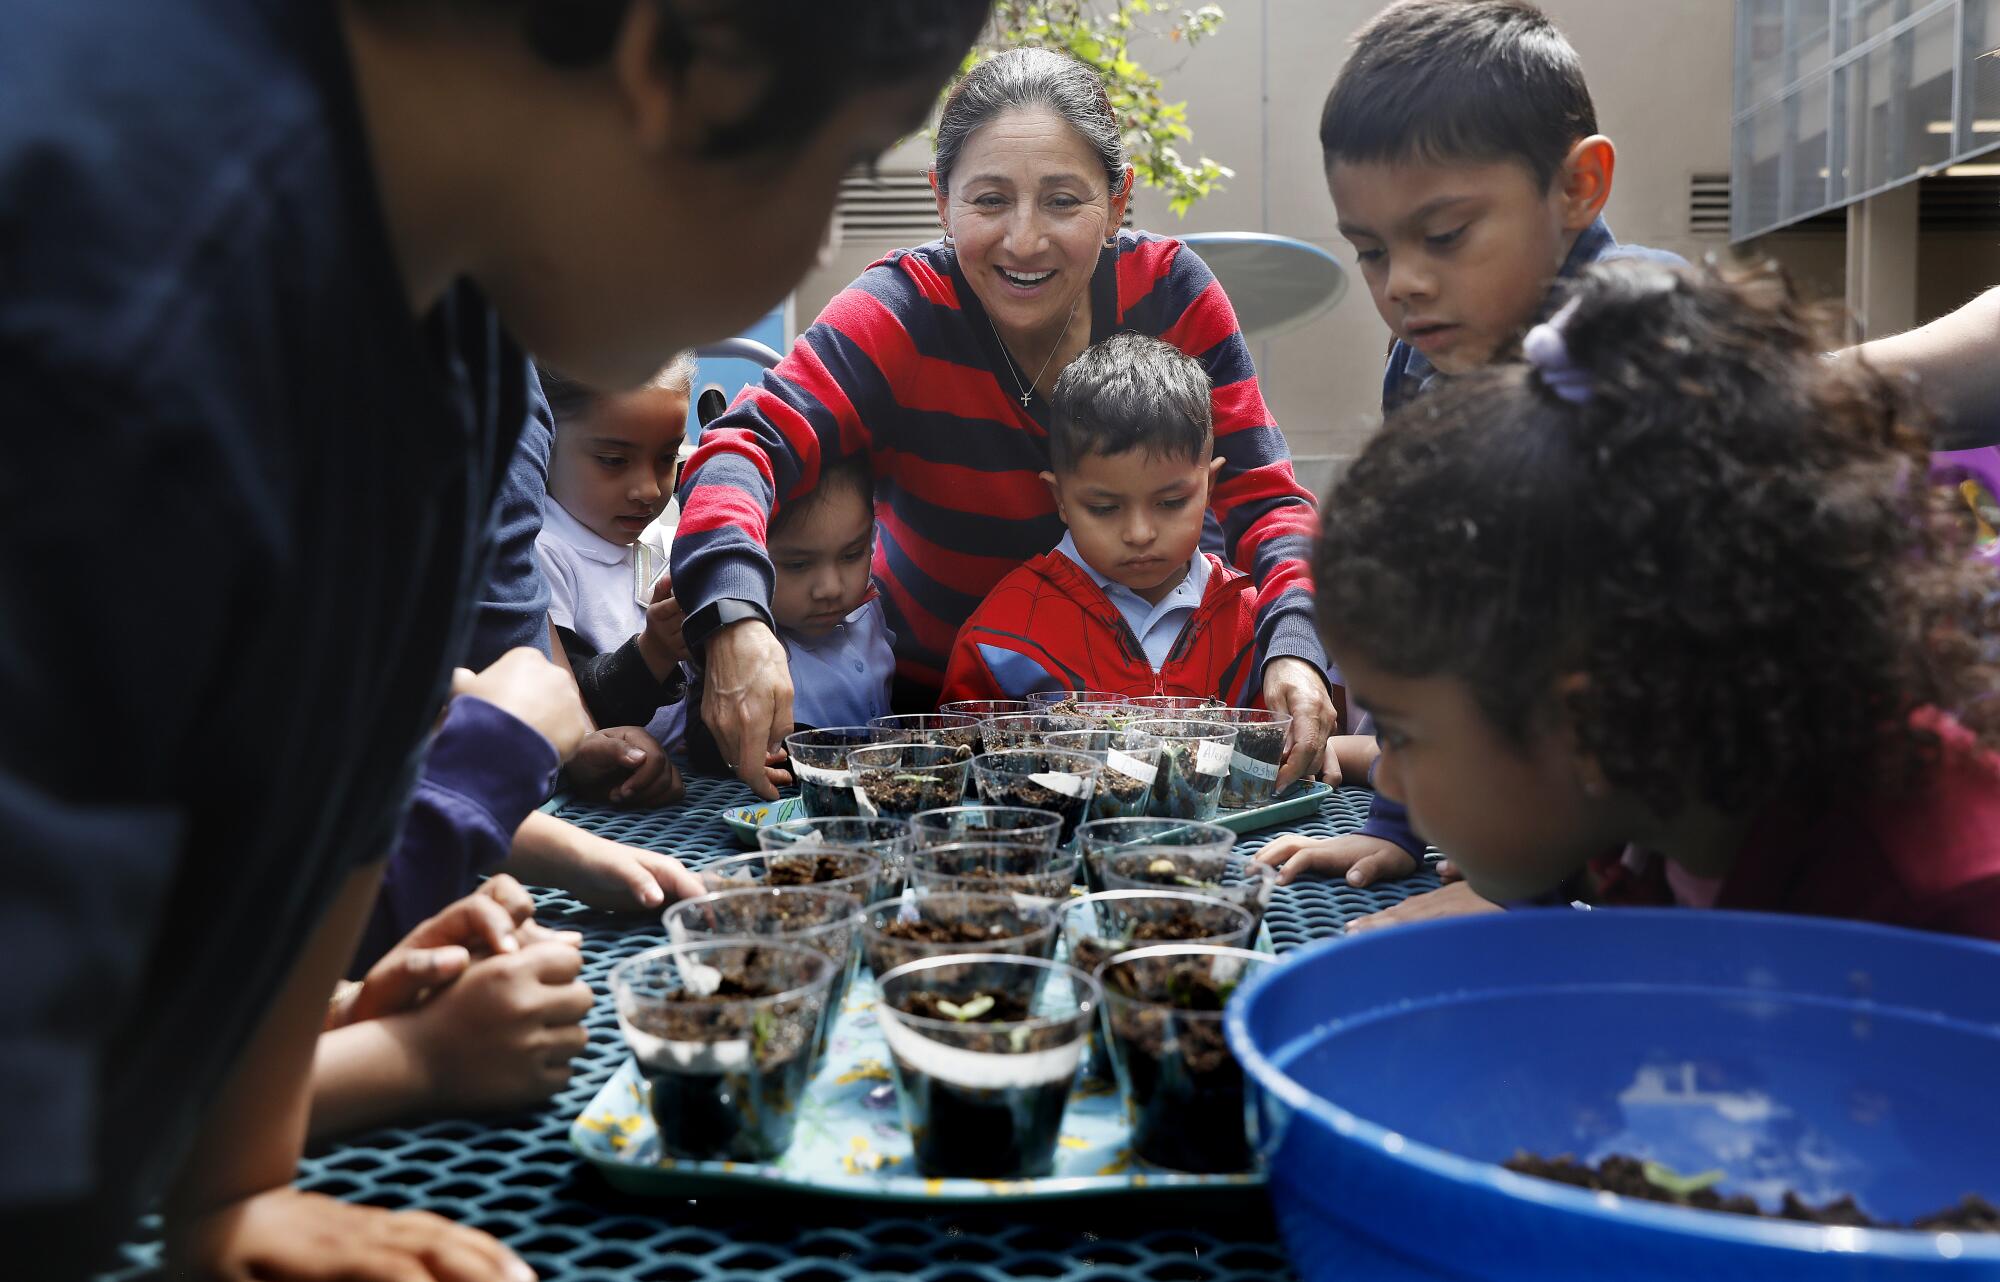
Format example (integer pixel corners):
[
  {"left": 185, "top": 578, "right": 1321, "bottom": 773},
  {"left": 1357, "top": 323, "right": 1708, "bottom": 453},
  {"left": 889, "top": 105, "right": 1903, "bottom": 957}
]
[{"left": 989, "top": 288, "right": 1083, "bottom": 408}]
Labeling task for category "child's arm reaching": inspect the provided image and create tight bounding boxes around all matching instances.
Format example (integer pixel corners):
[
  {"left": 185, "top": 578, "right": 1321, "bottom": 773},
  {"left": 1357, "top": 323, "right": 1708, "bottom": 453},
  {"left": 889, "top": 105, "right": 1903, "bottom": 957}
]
[{"left": 1255, "top": 748, "right": 1428, "bottom": 887}]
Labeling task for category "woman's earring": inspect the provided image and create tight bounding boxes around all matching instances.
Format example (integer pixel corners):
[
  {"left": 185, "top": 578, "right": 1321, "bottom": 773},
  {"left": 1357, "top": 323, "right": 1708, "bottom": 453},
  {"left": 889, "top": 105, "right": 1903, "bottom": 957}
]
[{"left": 942, "top": 229, "right": 955, "bottom": 244}]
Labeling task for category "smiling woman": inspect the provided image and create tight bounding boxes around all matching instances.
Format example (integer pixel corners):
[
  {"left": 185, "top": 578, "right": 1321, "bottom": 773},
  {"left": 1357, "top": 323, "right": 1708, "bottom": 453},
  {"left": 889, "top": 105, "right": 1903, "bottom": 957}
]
[{"left": 673, "top": 48, "right": 1340, "bottom": 800}]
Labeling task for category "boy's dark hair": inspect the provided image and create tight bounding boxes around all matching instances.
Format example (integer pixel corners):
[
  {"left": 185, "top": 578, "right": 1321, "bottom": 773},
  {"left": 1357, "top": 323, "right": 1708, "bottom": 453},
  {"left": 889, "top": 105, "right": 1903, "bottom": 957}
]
[
  {"left": 770, "top": 456, "right": 874, "bottom": 542},
  {"left": 1320, "top": 0, "right": 1598, "bottom": 190},
  {"left": 935, "top": 48, "right": 1129, "bottom": 198},
  {"left": 360, "top": 0, "right": 990, "bottom": 158},
  {"left": 1317, "top": 259, "right": 2000, "bottom": 818},
  {"left": 1047, "top": 333, "right": 1212, "bottom": 473}
]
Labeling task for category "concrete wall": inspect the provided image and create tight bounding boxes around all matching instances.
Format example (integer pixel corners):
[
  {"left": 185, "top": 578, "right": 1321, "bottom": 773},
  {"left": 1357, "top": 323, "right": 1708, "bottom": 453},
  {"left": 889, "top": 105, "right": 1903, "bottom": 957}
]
[{"left": 793, "top": 0, "right": 1743, "bottom": 473}]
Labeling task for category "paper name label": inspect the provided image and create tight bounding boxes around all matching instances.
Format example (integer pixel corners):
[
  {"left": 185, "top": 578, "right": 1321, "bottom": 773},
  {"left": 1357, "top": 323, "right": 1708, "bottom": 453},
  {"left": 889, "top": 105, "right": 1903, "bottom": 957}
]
[
  {"left": 1231, "top": 750, "right": 1280, "bottom": 781},
  {"left": 790, "top": 761, "right": 853, "bottom": 787},
  {"left": 1029, "top": 771, "right": 1091, "bottom": 798},
  {"left": 1194, "top": 739, "right": 1233, "bottom": 776},
  {"left": 1104, "top": 749, "right": 1159, "bottom": 787}
]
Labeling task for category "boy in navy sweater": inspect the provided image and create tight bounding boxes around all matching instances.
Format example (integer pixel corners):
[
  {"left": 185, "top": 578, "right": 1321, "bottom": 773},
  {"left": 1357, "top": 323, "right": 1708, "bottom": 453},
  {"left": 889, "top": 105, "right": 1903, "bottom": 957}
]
[{"left": 1259, "top": 0, "right": 1682, "bottom": 890}]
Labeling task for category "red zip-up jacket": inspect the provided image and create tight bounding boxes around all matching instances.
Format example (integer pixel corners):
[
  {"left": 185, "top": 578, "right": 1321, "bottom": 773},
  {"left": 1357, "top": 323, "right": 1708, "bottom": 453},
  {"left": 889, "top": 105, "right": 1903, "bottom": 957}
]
[{"left": 940, "top": 550, "right": 1261, "bottom": 705}]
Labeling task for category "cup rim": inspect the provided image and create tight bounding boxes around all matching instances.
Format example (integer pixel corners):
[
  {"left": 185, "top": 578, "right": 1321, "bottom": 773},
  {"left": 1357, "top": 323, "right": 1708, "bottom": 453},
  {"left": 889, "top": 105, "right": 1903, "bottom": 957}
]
[
  {"left": 1123, "top": 718, "right": 1236, "bottom": 741},
  {"left": 757, "top": 818, "right": 915, "bottom": 850},
  {"left": 970, "top": 747, "right": 1107, "bottom": 775},
  {"left": 1026, "top": 690, "right": 1132, "bottom": 705},
  {"left": 938, "top": 698, "right": 1039, "bottom": 717},
  {"left": 1075, "top": 817, "right": 1237, "bottom": 850},
  {"left": 1095, "top": 942, "right": 1279, "bottom": 1018},
  {"left": 848, "top": 743, "right": 975, "bottom": 771},
  {"left": 869, "top": 712, "right": 982, "bottom": 731},
  {"left": 909, "top": 804, "right": 1065, "bottom": 834},
  {"left": 663, "top": 885, "right": 865, "bottom": 945},
  {"left": 611, "top": 938, "right": 839, "bottom": 1013},
  {"left": 1061, "top": 888, "right": 1258, "bottom": 937},
  {"left": 875, "top": 952, "right": 1100, "bottom": 1036}
]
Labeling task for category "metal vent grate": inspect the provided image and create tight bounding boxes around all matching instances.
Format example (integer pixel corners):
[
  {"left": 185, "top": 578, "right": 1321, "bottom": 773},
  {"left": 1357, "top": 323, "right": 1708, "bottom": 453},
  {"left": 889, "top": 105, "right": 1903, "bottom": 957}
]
[
  {"left": 1689, "top": 173, "right": 1732, "bottom": 236},
  {"left": 1921, "top": 173, "right": 2000, "bottom": 230}
]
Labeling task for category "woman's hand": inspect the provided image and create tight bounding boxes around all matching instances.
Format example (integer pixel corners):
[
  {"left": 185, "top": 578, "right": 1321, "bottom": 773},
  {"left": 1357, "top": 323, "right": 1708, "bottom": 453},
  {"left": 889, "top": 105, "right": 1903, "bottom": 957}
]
[
  {"left": 1262, "top": 657, "right": 1337, "bottom": 791},
  {"left": 702, "top": 619, "right": 794, "bottom": 800},
  {"left": 450, "top": 648, "right": 591, "bottom": 763}
]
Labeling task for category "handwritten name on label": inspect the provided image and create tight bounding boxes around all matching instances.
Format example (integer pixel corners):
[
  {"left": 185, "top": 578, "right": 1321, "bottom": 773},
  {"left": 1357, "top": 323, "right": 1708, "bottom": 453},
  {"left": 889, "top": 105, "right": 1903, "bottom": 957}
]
[
  {"left": 790, "top": 761, "right": 853, "bottom": 787},
  {"left": 1104, "top": 749, "right": 1159, "bottom": 787},
  {"left": 1231, "top": 751, "right": 1280, "bottom": 781},
  {"left": 1194, "top": 739, "right": 1233, "bottom": 776},
  {"left": 1029, "top": 771, "right": 1091, "bottom": 798}
]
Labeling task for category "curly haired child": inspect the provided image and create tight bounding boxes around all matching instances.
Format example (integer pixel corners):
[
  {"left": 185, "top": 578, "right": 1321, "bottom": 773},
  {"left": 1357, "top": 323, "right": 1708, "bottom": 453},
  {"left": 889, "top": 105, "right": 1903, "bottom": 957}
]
[{"left": 1312, "top": 259, "right": 2000, "bottom": 940}]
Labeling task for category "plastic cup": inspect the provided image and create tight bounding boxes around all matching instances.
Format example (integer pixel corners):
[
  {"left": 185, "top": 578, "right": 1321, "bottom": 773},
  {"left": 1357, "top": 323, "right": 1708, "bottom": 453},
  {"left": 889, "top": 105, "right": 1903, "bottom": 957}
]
[
  {"left": 664, "top": 886, "right": 865, "bottom": 1058},
  {"left": 939, "top": 699, "right": 1038, "bottom": 723},
  {"left": 1044, "top": 728, "right": 1164, "bottom": 825},
  {"left": 847, "top": 743, "right": 972, "bottom": 821},
  {"left": 910, "top": 805, "right": 1064, "bottom": 851},
  {"left": 1027, "top": 690, "right": 1132, "bottom": 717},
  {"left": 1061, "top": 889, "right": 1258, "bottom": 1080},
  {"left": 876, "top": 953, "right": 1099, "bottom": 1180},
  {"left": 869, "top": 713, "right": 983, "bottom": 756},
  {"left": 1126, "top": 695, "right": 1223, "bottom": 714},
  {"left": 757, "top": 816, "right": 915, "bottom": 894},
  {"left": 1126, "top": 719, "right": 1237, "bottom": 821},
  {"left": 700, "top": 847, "right": 888, "bottom": 906},
  {"left": 1205, "top": 708, "right": 1293, "bottom": 809},
  {"left": 970, "top": 748, "right": 1103, "bottom": 845},
  {"left": 784, "top": 727, "right": 875, "bottom": 818},
  {"left": 610, "top": 940, "right": 836, "bottom": 1162},
  {"left": 1075, "top": 817, "right": 1237, "bottom": 894},
  {"left": 979, "top": 712, "right": 1092, "bottom": 751},
  {"left": 1099, "top": 850, "right": 1280, "bottom": 935},
  {"left": 861, "top": 890, "right": 1061, "bottom": 977},
  {"left": 909, "top": 840, "right": 1081, "bottom": 899},
  {"left": 1098, "top": 944, "right": 1279, "bottom": 1173}
]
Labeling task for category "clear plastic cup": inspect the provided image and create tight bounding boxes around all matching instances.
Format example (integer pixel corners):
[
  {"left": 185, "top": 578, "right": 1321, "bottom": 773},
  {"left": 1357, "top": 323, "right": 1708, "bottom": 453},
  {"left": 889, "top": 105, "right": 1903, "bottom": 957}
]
[
  {"left": 847, "top": 743, "right": 972, "bottom": 821},
  {"left": 610, "top": 940, "right": 836, "bottom": 1162},
  {"left": 1060, "top": 889, "right": 1257, "bottom": 1080},
  {"left": 1126, "top": 695, "right": 1222, "bottom": 714},
  {"left": 939, "top": 699, "right": 1038, "bottom": 723},
  {"left": 663, "top": 886, "right": 864, "bottom": 1058},
  {"left": 860, "top": 890, "right": 1060, "bottom": 977},
  {"left": 908, "top": 840, "right": 1081, "bottom": 899},
  {"left": 1098, "top": 849, "right": 1281, "bottom": 935},
  {"left": 910, "top": 805, "right": 1064, "bottom": 851},
  {"left": 784, "top": 726, "right": 875, "bottom": 818},
  {"left": 1205, "top": 708, "right": 1294, "bottom": 809},
  {"left": 1026, "top": 690, "right": 1133, "bottom": 718},
  {"left": 868, "top": 713, "right": 983, "bottom": 756},
  {"left": 970, "top": 748, "right": 1103, "bottom": 845},
  {"left": 699, "top": 847, "right": 888, "bottom": 906},
  {"left": 979, "top": 712, "right": 1092, "bottom": 751},
  {"left": 757, "top": 816, "right": 915, "bottom": 895},
  {"left": 1074, "top": 817, "right": 1236, "bottom": 894},
  {"left": 876, "top": 953, "right": 1099, "bottom": 1179},
  {"left": 1096, "top": 944, "right": 1279, "bottom": 1173},
  {"left": 1044, "top": 728, "right": 1164, "bottom": 824},
  {"left": 1126, "top": 719, "right": 1238, "bottom": 821}
]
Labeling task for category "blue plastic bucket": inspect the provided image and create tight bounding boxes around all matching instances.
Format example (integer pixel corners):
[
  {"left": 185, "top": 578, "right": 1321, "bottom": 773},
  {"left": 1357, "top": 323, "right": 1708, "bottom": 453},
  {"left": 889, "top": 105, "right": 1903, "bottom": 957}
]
[{"left": 1226, "top": 909, "right": 2000, "bottom": 1280}]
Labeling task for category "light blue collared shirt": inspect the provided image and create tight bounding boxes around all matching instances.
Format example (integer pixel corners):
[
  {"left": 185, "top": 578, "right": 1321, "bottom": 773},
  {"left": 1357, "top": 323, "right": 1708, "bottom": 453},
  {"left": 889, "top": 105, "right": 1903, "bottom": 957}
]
[{"left": 1055, "top": 531, "right": 1209, "bottom": 672}]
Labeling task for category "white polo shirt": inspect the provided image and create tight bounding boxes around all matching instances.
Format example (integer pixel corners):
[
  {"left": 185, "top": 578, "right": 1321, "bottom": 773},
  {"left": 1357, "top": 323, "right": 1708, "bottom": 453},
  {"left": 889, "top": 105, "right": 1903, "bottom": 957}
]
[
  {"left": 535, "top": 498, "right": 680, "bottom": 742},
  {"left": 1053, "top": 531, "right": 1209, "bottom": 672}
]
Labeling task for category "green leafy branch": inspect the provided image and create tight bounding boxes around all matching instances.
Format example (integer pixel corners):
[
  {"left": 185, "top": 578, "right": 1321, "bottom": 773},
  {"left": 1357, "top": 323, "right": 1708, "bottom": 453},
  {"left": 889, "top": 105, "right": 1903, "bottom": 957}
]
[{"left": 966, "top": 1, "right": 1233, "bottom": 217}]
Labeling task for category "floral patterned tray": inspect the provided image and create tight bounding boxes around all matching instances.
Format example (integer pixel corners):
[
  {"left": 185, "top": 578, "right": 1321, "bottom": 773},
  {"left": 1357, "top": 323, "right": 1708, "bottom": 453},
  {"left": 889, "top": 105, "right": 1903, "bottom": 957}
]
[{"left": 570, "top": 973, "right": 1266, "bottom": 1203}]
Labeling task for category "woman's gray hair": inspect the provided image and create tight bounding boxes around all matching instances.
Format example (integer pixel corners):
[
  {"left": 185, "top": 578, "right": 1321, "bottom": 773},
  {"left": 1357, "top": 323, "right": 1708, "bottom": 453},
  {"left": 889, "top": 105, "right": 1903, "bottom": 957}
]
[
  {"left": 650, "top": 351, "right": 699, "bottom": 397},
  {"left": 933, "top": 48, "right": 1128, "bottom": 198}
]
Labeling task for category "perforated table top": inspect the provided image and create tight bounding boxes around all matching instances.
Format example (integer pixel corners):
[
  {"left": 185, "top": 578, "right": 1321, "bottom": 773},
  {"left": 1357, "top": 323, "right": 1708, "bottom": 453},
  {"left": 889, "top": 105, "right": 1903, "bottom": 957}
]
[{"left": 103, "top": 775, "right": 1437, "bottom": 1282}]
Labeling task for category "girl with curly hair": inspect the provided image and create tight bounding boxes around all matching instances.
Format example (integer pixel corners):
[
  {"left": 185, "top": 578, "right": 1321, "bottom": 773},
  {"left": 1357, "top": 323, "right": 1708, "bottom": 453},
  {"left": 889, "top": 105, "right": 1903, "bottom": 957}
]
[{"left": 1307, "top": 259, "right": 2000, "bottom": 940}]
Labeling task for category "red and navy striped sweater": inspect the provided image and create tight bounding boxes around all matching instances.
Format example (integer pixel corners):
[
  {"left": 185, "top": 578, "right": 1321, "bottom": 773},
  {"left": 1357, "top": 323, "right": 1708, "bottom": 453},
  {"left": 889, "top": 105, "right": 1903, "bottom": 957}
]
[{"left": 672, "top": 230, "right": 1325, "bottom": 695}]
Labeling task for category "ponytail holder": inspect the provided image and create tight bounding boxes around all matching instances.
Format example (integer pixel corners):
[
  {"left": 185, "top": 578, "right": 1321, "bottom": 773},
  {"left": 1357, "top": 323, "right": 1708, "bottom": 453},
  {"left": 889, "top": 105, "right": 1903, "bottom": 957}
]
[{"left": 1522, "top": 297, "right": 1592, "bottom": 405}]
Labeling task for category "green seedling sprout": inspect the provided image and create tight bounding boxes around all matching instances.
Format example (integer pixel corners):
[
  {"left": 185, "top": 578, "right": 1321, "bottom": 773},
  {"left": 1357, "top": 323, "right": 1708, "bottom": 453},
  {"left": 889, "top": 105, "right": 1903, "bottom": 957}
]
[
  {"left": 1641, "top": 1160, "right": 1726, "bottom": 1198},
  {"left": 751, "top": 1007, "right": 777, "bottom": 1060}
]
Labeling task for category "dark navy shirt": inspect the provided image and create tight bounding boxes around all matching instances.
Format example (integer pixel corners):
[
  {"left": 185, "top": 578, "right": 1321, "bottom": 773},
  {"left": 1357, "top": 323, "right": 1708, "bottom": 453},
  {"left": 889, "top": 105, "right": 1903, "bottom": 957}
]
[{"left": 0, "top": 0, "right": 533, "bottom": 1267}]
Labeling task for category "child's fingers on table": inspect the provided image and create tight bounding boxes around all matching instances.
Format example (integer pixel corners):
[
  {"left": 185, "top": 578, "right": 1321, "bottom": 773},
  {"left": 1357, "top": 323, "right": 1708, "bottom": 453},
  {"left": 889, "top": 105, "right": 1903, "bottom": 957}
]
[
  {"left": 430, "top": 892, "right": 524, "bottom": 956},
  {"left": 1252, "top": 832, "right": 1315, "bottom": 865},
  {"left": 535, "top": 978, "right": 596, "bottom": 1026},
  {"left": 636, "top": 848, "right": 705, "bottom": 902},
  {"left": 386, "top": 1208, "right": 534, "bottom": 1282},
  {"left": 477, "top": 874, "right": 537, "bottom": 924},
  {"left": 522, "top": 939, "right": 585, "bottom": 984},
  {"left": 1342, "top": 846, "right": 1418, "bottom": 888}
]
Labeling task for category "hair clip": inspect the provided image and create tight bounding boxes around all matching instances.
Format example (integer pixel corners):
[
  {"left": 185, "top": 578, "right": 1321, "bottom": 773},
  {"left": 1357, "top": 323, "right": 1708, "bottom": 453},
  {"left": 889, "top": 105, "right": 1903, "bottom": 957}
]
[{"left": 1522, "top": 297, "right": 1592, "bottom": 405}]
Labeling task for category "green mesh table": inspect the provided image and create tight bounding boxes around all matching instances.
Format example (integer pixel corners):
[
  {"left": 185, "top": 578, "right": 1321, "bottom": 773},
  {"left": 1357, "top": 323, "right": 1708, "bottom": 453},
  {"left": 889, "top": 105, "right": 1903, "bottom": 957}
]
[{"left": 102, "top": 774, "right": 1437, "bottom": 1282}]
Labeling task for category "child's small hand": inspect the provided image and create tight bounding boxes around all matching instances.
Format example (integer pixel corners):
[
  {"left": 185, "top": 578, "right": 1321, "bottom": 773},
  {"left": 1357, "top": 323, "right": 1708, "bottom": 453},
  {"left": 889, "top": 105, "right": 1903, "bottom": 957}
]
[
  {"left": 1319, "top": 734, "right": 1381, "bottom": 788},
  {"left": 511, "top": 815, "right": 705, "bottom": 912},
  {"left": 645, "top": 573, "right": 690, "bottom": 667},
  {"left": 1253, "top": 832, "right": 1419, "bottom": 887},
  {"left": 1345, "top": 879, "right": 1501, "bottom": 932},
  {"left": 450, "top": 648, "right": 591, "bottom": 762},
  {"left": 392, "top": 939, "right": 593, "bottom": 1113},
  {"left": 327, "top": 876, "right": 574, "bottom": 1030},
  {"left": 762, "top": 747, "right": 793, "bottom": 792},
  {"left": 568, "top": 727, "right": 686, "bottom": 807},
  {"left": 168, "top": 1186, "right": 535, "bottom": 1282}
]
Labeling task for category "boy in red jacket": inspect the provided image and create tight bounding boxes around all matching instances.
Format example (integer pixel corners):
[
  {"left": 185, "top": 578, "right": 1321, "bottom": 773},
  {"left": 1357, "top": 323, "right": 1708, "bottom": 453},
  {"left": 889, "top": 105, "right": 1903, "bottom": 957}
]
[{"left": 942, "top": 333, "right": 1260, "bottom": 704}]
